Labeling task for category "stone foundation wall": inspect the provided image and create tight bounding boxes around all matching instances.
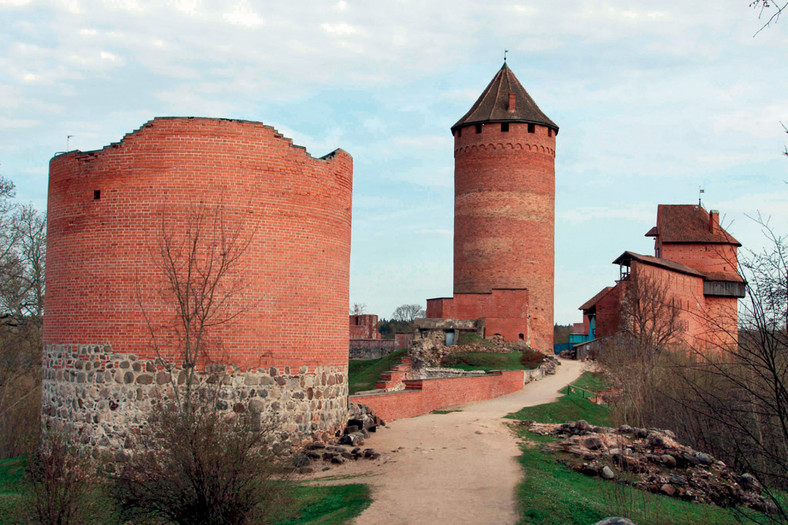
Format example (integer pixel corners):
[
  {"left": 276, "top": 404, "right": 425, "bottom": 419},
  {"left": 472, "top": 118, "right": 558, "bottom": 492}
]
[{"left": 41, "top": 344, "right": 348, "bottom": 453}]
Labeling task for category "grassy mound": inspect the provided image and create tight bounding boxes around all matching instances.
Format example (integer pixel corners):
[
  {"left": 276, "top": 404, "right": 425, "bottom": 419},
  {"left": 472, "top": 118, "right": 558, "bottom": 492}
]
[
  {"left": 348, "top": 348, "right": 408, "bottom": 394},
  {"left": 442, "top": 351, "right": 532, "bottom": 371}
]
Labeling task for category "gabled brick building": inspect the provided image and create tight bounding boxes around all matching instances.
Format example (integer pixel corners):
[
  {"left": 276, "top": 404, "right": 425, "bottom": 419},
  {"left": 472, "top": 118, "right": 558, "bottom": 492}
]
[
  {"left": 426, "top": 63, "right": 558, "bottom": 351},
  {"left": 580, "top": 205, "right": 745, "bottom": 350}
]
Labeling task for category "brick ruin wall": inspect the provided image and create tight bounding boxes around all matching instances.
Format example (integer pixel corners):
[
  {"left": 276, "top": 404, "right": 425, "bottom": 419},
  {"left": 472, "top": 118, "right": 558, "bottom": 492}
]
[
  {"left": 43, "top": 117, "right": 353, "bottom": 451},
  {"left": 452, "top": 122, "right": 555, "bottom": 351},
  {"left": 426, "top": 288, "right": 529, "bottom": 343}
]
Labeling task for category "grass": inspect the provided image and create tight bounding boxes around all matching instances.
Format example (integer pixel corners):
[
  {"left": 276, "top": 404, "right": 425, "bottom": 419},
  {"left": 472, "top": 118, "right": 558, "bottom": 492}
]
[
  {"left": 442, "top": 351, "right": 535, "bottom": 371},
  {"left": 272, "top": 483, "right": 371, "bottom": 524},
  {"left": 510, "top": 371, "right": 781, "bottom": 524},
  {"left": 431, "top": 409, "right": 462, "bottom": 415},
  {"left": 348, "top": 348, "right": 408, "bottom": 394},
  {"left": 507, "top": 371, "right": 612, "bottom": 426},
  {"left": 0, "top": 456, "right": 371, "bottom": 525},
  {"left": 456, "top": 332, "right": 495, "bottom": 347}
]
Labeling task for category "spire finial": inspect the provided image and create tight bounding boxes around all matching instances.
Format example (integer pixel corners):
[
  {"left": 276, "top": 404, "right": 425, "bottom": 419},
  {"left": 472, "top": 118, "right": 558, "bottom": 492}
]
[{"left": 504, "top": 49, "right": 508, "bottom": 62}]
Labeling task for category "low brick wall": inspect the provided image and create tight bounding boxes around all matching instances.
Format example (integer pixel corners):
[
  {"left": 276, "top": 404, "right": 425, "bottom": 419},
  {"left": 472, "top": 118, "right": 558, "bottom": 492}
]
[{"left": 349, "top": 369, "right": 526, "bottom": 422}]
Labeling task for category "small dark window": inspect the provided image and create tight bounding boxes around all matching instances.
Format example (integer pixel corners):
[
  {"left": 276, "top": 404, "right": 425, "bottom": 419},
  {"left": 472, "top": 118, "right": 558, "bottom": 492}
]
[
  {"left": 93, "top": 190, "right": 101, "bottom": 200},
  {"left": 527, "top": 123, "right": 535, "bottom": 133},
  {"left": 501, "top": 122, "right": 509, "bottom": 132},
  {"left": 475, "top": 124, "right": 482, "bottom": 134},
  {"left": 518, "top": 333, "right": 524, "bottom": 340},
  {"left": 457, "top": 127, "right": 462, "bottom": 137},
  {"left": 548, "top": 128, "right": 553, "bottom": 137}
]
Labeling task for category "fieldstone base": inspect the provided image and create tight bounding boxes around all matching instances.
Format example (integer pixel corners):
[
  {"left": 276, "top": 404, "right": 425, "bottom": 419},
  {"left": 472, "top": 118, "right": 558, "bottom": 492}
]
[{"left": 41, "top": 344, "right": 348, "bottom": 453}]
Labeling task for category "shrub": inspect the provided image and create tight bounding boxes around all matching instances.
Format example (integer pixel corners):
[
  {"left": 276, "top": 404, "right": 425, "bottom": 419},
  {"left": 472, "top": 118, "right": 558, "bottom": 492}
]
[
  {"left": 112, "top": 402, "right": 291, "bottom": 525},
  {"left": 27, "top": 428, "right": 92, "bottom": 525},
  {"left": 520, "top": 348, "right": 546, "bottom": 369}
]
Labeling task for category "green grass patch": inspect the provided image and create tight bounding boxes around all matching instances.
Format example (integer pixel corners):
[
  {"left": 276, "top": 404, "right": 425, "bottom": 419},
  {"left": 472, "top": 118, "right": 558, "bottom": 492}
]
[
  {"left": 507, "top": 372, "right": 612, "bottom": 427},
  {"left": 0, "top": 457, "right": 371, "bottom": 525},
  {"left": 272, "top": 483, "right": 371, "bottom": 525},
  {"left": 456, "top": 332, "right": 495, "bottom": 347},
  {"left": 442, "top": 351, "right": 532, "bottom": 371},
  {"left": 431, "top": 409, "right": 462, "bottom": 415},
  {"left": 348, "top": 348, "right": 408, "bottom": 394}
]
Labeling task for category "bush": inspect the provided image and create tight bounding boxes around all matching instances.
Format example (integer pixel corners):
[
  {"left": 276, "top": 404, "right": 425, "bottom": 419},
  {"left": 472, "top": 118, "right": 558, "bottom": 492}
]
[
  {"left": 520, "top": 348, "right": 546, "bottom": 369},
  {"left": 112, "top": 403, "right": 291, "bottom": 525},
  {"left": 27, "top": 428, "right": 92, "bottom": 525}
]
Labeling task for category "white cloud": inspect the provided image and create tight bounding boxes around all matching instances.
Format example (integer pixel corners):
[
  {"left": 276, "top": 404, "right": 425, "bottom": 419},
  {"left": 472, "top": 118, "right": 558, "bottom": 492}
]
[
  {"left": 223, "top": 3, "right": 263, "bottom": 27},
  {"left": 321, "top": 22, "right": 357, "bottom": 35}
]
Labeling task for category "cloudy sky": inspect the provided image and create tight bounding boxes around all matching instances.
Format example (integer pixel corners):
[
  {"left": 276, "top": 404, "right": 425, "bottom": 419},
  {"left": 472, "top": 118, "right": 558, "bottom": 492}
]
[{"left": 1, "top": 0, "right": 786, "bottom": 325}]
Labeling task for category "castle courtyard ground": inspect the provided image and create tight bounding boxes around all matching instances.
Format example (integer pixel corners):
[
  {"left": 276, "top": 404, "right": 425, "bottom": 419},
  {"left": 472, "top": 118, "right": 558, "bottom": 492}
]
[{"left": 306, "top": 358, "right": 587, "bottom": 524}]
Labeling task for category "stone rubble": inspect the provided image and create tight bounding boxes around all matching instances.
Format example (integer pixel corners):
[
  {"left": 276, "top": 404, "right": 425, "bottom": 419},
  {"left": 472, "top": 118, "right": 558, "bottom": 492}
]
[
  {"left": 292, "top": 402, "right": 386, "bottom": 472},
  {"left": 524, "top": 420, "right": 777, "bottom": 514}
]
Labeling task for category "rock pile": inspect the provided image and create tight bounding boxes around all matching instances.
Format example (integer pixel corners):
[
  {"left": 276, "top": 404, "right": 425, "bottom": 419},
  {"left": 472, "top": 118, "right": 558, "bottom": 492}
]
[
  {"left": 292, "top": 402, "right": 385, "bottom": 471},
  {"left": 526, "top": 420, "right": 776, "bottom": 514}
]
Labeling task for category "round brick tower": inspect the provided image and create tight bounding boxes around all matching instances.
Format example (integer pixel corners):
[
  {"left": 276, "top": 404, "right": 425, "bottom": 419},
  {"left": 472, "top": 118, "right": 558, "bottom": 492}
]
[
  {"left": 451, "top": 63, "right": 558, "bottom": 351},
  {"left": 42, "top": 117, "right": 353, "bottom": 450}
]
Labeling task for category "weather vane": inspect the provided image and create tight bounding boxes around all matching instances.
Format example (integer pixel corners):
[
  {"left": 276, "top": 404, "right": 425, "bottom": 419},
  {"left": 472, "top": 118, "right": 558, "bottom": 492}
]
[
  {"left": 698, "top": 186, "right": 705, "bottom": 207},
  {"left": 67, "top": 135, "right": 73, "bottom": 151},
  {"left": 504, "top": 49, "right": 508, "bottom": 62}
]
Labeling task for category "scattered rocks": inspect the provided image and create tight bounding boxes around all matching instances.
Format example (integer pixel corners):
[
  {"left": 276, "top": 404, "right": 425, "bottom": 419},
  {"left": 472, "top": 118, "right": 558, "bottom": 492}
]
[{"left": 527, "top": 420, "right": 773, "bottom": 513}]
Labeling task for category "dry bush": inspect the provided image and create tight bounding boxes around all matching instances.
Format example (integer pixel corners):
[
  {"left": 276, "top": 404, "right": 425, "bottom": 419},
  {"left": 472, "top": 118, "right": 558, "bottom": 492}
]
[
  {"left": 112, "top": 401, "right": 291, "bottom": 525},
  {"left": 0, "top": 319, "right": 42, "bottom": 458},
  {"left": 520, "top": 348, "right": 546, "bottom": 368},
  {"left": 27, "top": 428, "right": 93, "bottom": 525}
]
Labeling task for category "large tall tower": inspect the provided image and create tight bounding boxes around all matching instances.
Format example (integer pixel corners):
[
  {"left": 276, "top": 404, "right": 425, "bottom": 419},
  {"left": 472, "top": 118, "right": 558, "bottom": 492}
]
[{"left": 451, "top": 63, "right": 558, "bottom": 351}]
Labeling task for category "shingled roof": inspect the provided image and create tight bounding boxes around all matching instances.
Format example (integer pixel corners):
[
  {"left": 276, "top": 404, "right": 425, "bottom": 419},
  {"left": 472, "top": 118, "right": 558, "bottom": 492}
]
[
  {"left": 451, "top": 63, "right": 558, "bottom": 134},
  {"left": 645, "top": 205, "right": 740, "bottom": 246}
]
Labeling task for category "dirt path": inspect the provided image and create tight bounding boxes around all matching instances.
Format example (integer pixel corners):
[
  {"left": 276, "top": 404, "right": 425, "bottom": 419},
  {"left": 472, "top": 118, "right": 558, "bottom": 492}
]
[{"left": 306, "top": 359, "right": 587, "bottom": 525}]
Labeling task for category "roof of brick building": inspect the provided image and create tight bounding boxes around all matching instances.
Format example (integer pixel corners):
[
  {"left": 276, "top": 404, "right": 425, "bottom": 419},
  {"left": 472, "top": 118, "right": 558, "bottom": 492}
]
[
  {"left": 579, "top": 286, "right": 614, "bottom": 311},
  {"left": 613, "top": 251, "right": 706, "bottom": 278},
  {"left": 645, "top": 205, "right": 740, "bottom": 246},
  {"left": 451, "top": 63, "right": 558, "bottom": 133}
]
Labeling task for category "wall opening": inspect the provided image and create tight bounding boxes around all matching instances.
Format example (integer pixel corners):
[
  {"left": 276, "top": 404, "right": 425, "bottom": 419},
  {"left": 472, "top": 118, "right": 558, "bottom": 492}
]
[
  {"left": 548, "top": 128, "right": 553, "bottom": 137},
  {"left": 93, "top": 190, "right": 100, "bottom": 200},
  {"left": 501, "top": 122, "right": 509, "bottom": 132},
  {"left": 518, "top": 333, "right": 524, "bottom": 341},
  {"left": 475, "top": 124, "right": 482, "bottom": 134},
  {"left": 527, "top": 123, "right": 535, "bottom": 134}
]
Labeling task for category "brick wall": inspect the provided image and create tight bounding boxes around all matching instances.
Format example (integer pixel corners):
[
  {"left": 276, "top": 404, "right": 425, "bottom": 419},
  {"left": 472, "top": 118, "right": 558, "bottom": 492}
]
[
  {"left": 349, "top": 369, "right": 526, "bottom": 422},
  {"left": 427, "top": 288, "right": 529, "bottom": 343},
  {"left": 659, "top": 243, "right": 739, "bottom": 282},
  {"left": 349, "top": 314, "right": 379, "bottom": 340},
  {"left": 452, "top": 122, "right": 555, "bottom": 351},
  {"left": 43, "top": 117, "right": 353, "bottom": 448}
]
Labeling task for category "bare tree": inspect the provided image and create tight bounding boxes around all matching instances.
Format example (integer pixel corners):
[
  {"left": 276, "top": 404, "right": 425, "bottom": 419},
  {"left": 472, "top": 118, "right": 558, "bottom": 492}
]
[
  {"left": 0, "top": 176, "right": 46, "bottom": 458},
  {"left": 350, "top": 302, "right": 367, "bottom": 315},
  {"left": 391, "top": 303, "right": 426, "bottom": 323},
  {"left": 599, "top": 271, "right": 683, "bottom": 427},
  {"left": 751, "top": 0, "right": 788, "bottom": 35},
  {"left": 117, "top": 204, "right": 293, "bottom": 523},
  {"left": 139, "top": 202, "right": 252, "bottom": 410}
]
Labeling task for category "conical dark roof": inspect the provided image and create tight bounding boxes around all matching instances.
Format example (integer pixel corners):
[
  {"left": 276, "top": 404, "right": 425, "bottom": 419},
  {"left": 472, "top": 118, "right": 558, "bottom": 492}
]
[{"left": 451, "top": 63, "right": 558, "bottom": 134}]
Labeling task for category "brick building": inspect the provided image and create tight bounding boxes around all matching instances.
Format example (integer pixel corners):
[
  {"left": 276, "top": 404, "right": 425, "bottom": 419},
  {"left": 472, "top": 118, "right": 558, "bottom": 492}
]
[
  {"left": 579, "top": 205, "right": 744, "bottom": 350},
  {"left": 427, "top": 62, "right": 558, "bottom": 351},
  {"left": 42, "top": 117, "right": 353, "bottom": 449}
]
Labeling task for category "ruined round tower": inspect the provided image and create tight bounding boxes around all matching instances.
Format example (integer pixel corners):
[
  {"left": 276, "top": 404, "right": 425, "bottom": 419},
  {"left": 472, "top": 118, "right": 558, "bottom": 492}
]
[
  {"left": 451, "top": 63, "right": 558, "bottom": 351},
  {"left": 42, "top": 117, "right": 353, "bottom": 450}
]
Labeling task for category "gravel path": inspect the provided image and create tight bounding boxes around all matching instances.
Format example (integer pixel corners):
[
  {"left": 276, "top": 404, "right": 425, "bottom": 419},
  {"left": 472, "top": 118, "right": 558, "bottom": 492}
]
[{"left": 306, "top": 358, "right": 587, "bottom": 525}]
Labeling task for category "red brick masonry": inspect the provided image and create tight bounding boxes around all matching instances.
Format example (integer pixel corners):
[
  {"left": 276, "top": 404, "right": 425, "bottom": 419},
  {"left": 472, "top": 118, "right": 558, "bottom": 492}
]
[{"left": 349, "top": 370, "right": 525, "bottom": 422}]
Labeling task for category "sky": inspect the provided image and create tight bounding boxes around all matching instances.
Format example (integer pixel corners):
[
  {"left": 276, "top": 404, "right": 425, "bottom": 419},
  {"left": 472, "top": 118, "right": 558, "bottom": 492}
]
[{"left": 1, "top": 0, "right": 786, "bottom": 325}]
